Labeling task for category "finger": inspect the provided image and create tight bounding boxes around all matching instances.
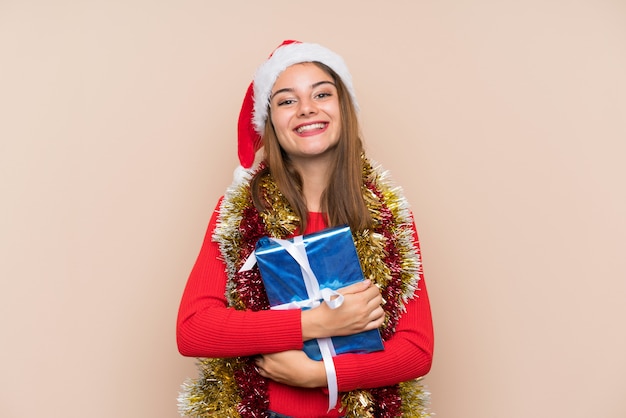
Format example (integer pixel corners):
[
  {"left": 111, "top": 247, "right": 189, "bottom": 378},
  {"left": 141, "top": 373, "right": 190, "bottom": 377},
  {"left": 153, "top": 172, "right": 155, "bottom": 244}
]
[
  {"left": 358, "top": 286, "right": 382, "bottom": 307},
  {"left": 372, "top": 305, "right": 385, "bottom": 321},
  {"left": 366, "top": 307, "right": 386, "bottom": 329},
  {"left": 254, "top": 356, "right": 265, "bottom": 370},
  {"left": 254, "top": 356, "right": 269, "bottom": 378},
  {"left": 364, "top": 284, "right": 383, "bottom": 299},
  {"left": 337, "top": 279, "right": 371, "bottom": 295}
]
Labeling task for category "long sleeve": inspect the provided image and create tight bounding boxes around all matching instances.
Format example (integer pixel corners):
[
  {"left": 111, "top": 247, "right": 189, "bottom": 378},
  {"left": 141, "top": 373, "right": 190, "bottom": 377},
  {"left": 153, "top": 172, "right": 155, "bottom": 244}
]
[
  {"left": 176, "top": 199, "right": 304, "bottom": 358},
  {"left": 177, "top": 203, "right": 434, "bottom": 416},
  {"left": 334, "top": 224, "right": 434, "bottom": 391}
]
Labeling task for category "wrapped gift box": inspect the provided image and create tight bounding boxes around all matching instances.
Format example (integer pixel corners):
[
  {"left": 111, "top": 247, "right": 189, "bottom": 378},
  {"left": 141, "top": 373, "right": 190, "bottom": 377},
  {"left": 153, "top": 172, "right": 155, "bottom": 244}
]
[{"left": 253, "top": 225, "right": 384, "bottom": 361}]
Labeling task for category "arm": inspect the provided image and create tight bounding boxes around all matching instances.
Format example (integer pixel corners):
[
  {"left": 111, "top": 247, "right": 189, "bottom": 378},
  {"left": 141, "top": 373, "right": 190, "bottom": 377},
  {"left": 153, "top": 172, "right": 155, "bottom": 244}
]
[
  {"left": 254, "top": 280, "right": 386, "bottom": 387},
  {"left": 255, "top": 223, "right": 434, "bottom": 390},
  {"left": 334, "top": 277, "right": 433, "bottom": 390},
  {"left": 256, "top": 278, "right": 433, "bottom": 390},
  {"left": 335, "top": 224, "right": 434, "bottom": 390},
  {"left": 176, "top": 200, "right": 304, "bottom": 358},
  {"left": 176, "top": 200, "right": 386, "bottom": 358}
]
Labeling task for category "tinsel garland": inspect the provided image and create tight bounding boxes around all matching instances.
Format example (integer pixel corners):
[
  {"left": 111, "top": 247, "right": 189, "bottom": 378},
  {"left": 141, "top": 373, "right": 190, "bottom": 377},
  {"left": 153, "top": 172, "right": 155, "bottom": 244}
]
[{"left": 178, "top": 157, "right": 431, "bottom": 417}]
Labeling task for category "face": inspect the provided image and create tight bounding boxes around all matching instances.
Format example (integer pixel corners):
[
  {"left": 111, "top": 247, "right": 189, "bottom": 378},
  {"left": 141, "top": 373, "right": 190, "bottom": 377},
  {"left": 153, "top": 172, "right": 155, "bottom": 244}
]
[{"left": 269, "top": 63, "right": 341, "bottom": 165}]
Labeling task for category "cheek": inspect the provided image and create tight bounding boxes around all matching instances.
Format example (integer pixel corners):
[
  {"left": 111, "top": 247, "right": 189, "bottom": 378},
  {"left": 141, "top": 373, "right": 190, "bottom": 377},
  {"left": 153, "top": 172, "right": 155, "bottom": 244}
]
[
  {"left": 270, "top": 108, "right": 289, "bottom": 130},
  {"left": 269, "top": 120, "right": 290, "bottom": 148},
  {"left": 322, "top": 101, "right": 341, "bottom": 120}
]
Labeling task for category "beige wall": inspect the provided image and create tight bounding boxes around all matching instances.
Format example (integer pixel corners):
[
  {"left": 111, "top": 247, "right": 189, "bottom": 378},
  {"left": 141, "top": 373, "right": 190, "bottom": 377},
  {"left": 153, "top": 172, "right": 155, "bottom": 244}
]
[{"left": 1, "top": 1, "right": 625, "bottom": 417}]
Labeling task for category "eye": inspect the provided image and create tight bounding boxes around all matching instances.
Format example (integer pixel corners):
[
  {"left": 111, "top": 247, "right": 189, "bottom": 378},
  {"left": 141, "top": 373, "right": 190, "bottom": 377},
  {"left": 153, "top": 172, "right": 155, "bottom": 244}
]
[
  {"left": 277, "top": 99, "right": 296, "bottom": 106},
  {"left": 315, "top": 92, "right": 332, "bottom": 100}
]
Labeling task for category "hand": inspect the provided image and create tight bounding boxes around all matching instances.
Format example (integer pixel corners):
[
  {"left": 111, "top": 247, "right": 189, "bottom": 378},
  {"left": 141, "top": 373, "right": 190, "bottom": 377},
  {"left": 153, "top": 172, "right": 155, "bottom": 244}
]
[
  {"left": 301, "top": 279, "right": 385, "bottom": 340},
  {"left": 255, "top": 350, "right": 326, "bottom": 388}
]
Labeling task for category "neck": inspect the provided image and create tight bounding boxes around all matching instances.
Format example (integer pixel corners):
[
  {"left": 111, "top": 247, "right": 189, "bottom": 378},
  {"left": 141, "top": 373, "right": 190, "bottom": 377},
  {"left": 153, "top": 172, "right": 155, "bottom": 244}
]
[{"left": 290, "top": 156, "right": 332, "bottom": 212}]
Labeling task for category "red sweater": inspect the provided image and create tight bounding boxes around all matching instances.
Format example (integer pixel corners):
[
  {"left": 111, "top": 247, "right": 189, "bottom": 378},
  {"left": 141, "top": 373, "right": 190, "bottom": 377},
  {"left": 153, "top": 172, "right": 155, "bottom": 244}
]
[{"left": 177, "top": 202, "right": 434, "bottom": 417}]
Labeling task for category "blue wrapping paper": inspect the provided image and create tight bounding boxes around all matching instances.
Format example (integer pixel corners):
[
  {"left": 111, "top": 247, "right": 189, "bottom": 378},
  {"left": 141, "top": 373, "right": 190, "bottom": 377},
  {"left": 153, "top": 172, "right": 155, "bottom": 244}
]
[{"left": 254, "top": 225, "right": 384, "bottom": 361}]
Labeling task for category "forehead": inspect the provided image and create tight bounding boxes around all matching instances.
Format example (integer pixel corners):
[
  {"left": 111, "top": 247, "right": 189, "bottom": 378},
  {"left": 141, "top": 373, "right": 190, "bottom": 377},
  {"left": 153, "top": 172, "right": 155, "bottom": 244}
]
[{"left": 272, "top": 63, "right": 334, "bottom": 91}]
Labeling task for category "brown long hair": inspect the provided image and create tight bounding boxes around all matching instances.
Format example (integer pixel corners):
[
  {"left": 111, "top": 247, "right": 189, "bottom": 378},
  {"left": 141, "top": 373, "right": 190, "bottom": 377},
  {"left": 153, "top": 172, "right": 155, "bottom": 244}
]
[{"left": 251, "top": 62, "right": 372, "bottom": 232}]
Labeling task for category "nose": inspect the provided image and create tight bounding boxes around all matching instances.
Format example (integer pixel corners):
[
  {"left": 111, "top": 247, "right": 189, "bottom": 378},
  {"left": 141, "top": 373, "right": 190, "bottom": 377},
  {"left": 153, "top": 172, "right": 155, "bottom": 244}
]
[{"left": 298, "top": 97, "right": 317, "bottom": 117}]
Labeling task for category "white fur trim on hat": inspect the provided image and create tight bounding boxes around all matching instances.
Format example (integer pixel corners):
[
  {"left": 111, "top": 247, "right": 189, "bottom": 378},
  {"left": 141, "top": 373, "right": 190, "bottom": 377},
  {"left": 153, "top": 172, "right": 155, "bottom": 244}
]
[{"left": 252, "top": 42, "right": 358, "bottom": 135}]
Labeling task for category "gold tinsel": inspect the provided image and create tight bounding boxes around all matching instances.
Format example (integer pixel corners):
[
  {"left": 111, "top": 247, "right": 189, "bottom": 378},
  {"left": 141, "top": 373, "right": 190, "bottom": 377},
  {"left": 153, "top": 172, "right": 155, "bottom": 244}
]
[
  {"left": 178, "top": 358, "right": 244, "bottom": 417},
  {"left": 178, "top": 158, "right": 431, "bottom": 417},
  {"left": 340, "top": 390, "right": 376, "bottom": 417},
  {"left": 399, "top": 379, "right": 431, "bottom": 418}
]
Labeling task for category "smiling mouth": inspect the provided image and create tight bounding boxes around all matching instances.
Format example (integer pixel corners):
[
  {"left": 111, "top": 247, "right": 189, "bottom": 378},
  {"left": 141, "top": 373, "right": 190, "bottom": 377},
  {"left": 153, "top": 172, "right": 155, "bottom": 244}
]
[{"left": 295, "top": 122, "right": 327, "bottom": 134}]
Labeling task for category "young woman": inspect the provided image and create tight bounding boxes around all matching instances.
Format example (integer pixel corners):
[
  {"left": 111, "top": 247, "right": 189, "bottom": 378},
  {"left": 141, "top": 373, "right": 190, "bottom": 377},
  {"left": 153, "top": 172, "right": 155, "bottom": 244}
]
[{"left": 177, "top": 40, "right": 434, "bottom": 418}]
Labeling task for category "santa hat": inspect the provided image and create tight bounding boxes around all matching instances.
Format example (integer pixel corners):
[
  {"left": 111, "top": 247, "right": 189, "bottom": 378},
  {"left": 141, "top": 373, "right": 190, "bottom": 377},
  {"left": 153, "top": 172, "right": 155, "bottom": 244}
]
[{"left": 237, "top": 40, "right": 358, "bottom": 169}]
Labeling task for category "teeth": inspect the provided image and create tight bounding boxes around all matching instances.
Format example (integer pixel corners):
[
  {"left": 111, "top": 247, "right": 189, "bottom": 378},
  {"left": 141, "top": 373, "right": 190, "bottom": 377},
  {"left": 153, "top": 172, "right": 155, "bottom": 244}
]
[{"left": 296, "top": 123, "right": 325, "bottom": 133}]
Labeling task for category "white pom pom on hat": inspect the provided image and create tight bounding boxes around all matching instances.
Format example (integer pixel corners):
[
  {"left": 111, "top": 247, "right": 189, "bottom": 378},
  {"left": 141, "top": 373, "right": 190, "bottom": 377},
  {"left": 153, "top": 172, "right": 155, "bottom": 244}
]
[{"left": 236, "top": 40, "right": 358, "bottom": 169}]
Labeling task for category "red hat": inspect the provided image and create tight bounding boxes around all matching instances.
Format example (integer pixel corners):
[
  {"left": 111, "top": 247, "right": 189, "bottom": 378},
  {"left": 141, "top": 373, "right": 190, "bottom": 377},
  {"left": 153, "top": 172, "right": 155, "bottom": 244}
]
[{"left": 237, "top": 40, "right": 358, "bottom": 168}]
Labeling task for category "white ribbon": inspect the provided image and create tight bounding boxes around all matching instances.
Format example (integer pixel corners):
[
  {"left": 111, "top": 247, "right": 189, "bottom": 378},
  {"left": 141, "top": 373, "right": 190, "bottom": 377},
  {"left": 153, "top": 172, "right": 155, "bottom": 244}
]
[{"left": 239, "top": 235, "right": 342, "bottom": 412}]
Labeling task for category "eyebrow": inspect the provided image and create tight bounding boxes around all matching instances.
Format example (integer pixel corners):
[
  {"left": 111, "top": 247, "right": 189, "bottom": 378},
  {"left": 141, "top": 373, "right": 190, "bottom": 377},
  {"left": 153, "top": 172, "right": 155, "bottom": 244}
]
[{"left": 270, "top": 80, "right": 336, "bottom": 100}]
